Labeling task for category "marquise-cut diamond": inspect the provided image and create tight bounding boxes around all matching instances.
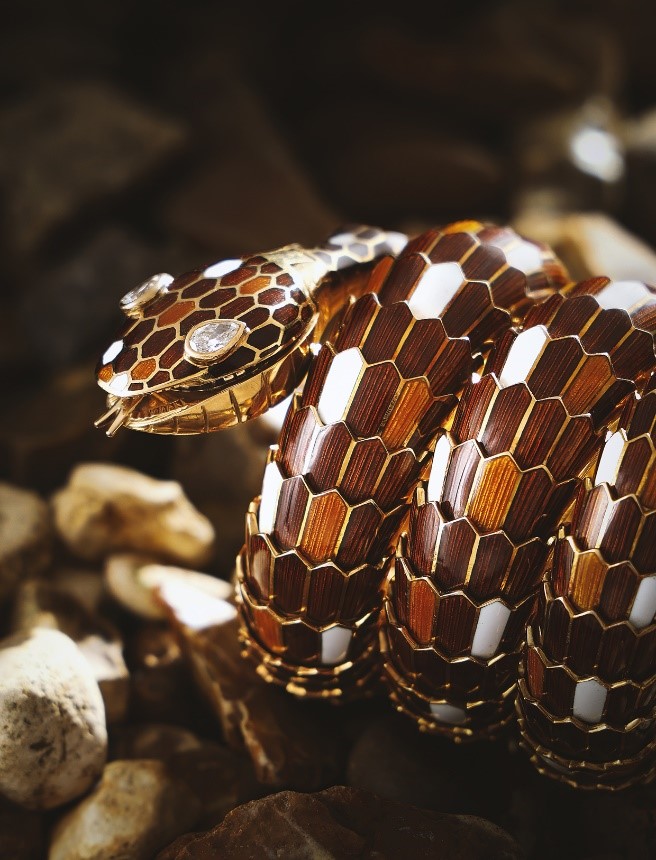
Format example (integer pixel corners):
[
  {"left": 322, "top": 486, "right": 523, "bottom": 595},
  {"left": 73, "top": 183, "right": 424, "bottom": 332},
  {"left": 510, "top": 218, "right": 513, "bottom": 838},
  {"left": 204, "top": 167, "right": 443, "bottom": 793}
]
[
  {"left": 120, "top": 273, "right": 173, "bottom": 311},
  {"left": 188, "top": 320, "right": 243, "bottom": 356}
]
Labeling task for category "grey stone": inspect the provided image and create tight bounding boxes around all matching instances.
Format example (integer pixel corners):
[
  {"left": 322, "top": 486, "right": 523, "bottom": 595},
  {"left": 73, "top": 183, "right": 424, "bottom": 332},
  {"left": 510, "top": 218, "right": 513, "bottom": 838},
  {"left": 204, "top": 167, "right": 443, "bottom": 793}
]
[
  {"left": 52, "top": 462, "right": 215, "bottom": 566},
  {"left": 104, "top": 553, "right": 232, "bottom": 620},
  {"left": 49, "top": 759, "right": 201, "bottom": 860},
  {"left": 11, "top": 579, "right": 129, "bottom": 724},
  {"left": 513, "top": 211, "right": 656, "bottom": 284},
  {"left": 0, "top": 482, "right": 52, "bottom": 605},
  {"left": 0, "top": 628, "right": 106, "bottom": 809}
]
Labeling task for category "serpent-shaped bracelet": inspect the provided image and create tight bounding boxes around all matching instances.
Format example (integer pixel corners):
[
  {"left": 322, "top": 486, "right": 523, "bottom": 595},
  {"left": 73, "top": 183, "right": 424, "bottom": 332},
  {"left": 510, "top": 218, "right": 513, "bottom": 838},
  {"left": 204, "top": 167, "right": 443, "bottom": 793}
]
[{"left": 96, "top": 222, "right": 656, "bottom": 790}]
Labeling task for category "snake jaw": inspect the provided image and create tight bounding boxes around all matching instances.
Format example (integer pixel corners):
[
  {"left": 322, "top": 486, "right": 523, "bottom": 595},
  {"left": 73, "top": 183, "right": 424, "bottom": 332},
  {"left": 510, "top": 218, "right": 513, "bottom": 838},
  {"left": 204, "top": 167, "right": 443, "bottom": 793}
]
[{"left": 95, "top": 315, "right": 317, "bottom": 435}]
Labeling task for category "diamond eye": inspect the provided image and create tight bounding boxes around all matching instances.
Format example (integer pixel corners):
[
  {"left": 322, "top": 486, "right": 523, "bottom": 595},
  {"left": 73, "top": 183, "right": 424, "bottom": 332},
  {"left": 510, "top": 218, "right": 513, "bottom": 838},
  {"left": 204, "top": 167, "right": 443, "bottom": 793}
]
[
  {"left": 120, "top": 273, "right": 174, "bottom": 317},
  {"left": 184, "top": 319, "right": 248, "bottom": 366}
]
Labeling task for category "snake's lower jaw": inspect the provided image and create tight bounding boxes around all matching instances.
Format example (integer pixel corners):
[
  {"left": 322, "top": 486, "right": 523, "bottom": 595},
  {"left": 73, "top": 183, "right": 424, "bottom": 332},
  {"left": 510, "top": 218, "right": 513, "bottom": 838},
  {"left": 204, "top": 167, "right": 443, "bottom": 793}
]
[{"left": 95, "top": 337, "right": 313, "bottom": 436}]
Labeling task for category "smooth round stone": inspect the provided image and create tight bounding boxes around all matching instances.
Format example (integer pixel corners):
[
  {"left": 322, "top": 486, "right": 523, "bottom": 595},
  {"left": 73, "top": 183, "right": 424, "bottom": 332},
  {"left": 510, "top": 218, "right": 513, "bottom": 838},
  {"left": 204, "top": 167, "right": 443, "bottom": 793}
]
[
  {"left": 104, "top": 553, "right": 233, "bottom": 620},
  {"left": 51, "top": 463, "right": 215, "bottom": 567},
  {"left": 49, "top": 760, "right": 200, "bottom": 860},
  {"left": 0, "top": 628, "right": 107, "bottom": 810}
]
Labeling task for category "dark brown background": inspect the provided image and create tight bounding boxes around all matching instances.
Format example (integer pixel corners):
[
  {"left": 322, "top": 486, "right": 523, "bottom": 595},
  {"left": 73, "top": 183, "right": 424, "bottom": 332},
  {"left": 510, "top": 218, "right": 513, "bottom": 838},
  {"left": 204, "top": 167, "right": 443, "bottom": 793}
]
[
  {"left": 1, "top": 4, "right": 656, "bottom": 856},
  {"left": 1, "top": 0, "right": 655, "bottom": 490}
]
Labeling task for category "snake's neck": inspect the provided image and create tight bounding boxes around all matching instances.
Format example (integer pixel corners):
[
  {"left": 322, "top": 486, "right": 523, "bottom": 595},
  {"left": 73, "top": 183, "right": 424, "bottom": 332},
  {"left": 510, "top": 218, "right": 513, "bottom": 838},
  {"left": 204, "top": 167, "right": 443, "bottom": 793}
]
[{"left": 267, "top": 226, "right": 408, "bottom": 339}]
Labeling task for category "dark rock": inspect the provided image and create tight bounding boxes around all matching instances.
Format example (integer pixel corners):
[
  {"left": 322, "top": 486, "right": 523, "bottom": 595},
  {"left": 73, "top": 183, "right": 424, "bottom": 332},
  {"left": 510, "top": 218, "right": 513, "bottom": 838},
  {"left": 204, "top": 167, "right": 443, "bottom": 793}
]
[
  {"left": 166, "top": 742, "right": 261, "bottom": 829},
  {"left": 513, "top": 97, "right": 624, "bottom": 215},
  {"left": 162, "top": 596, "right": 344, "bottom": 791},
  {"left": 0, "top": 364, "right": 132, "bottom": 493},
  {"left": 360, "top": 7, "right": 620, "bottom": 126},
  {"left": 171, "top": 426, "right": 266, "bottom": 577},
  {"left": 163, "top": 74, "right": 337, "bottom": 254},
  {"left": 127, "top": 622, "right": 207, "bottom": 730},
  {"left": 577, "top": 783, "right": 656, "bottom": 860},
  {"left": 0, "top": 82, "right": 185, "bottom": 255},
  {"left": 347, "top": 713, "right": 514, "bottom": 821},
  {"left": 49, "top": 565, "right": 105, "bottom": 614},
  {"left": 0, "top": 795, "right": 46, "bottom": 860},
  {"left": 156, "top": 785, "right": 524, "bottom": 860},
  {"left": 110, "top": 723, "right": 202, "bottom": 760},
  {"left": 347, "top": 713, "right": 466, "bottom": 812},
  {"left": 172, "top": 425, "right": 265, "bottom": 509},
  {"left": 0, "top": 5, "right": 119, "bottom": 100},
  {"left": 17, "top": 228, "right": 194, "bottom": 369},
  {"left": 110, "top": 723, "right": 261, "bottom": 828},
  {"left": 624, "top": 107, "right": 656, "bottom": 247},
  {"left": 303, "top": 107, "right": 502, "bottom": 222}
]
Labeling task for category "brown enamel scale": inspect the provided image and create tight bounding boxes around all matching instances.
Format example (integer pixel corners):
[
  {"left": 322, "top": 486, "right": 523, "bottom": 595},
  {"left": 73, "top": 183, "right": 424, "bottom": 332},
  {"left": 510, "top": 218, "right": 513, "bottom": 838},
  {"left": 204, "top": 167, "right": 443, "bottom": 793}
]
[
  {"left": 386, "top": 274, "right": 656, "bottom": 761},
  {"left": 516, "top": 374, "right": 656, "bottom": 788},
  {"left": 96, "top": 220, "right": 656, "bottom": 790},
  {"left": 238, "top": 222, "right": 570, "bottom": 700}
]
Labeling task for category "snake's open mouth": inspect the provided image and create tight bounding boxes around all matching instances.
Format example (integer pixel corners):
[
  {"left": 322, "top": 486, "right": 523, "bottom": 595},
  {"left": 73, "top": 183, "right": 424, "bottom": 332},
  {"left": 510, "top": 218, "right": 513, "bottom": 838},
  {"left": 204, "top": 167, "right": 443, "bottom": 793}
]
[{"left": 95, "top": 330, "right": 314, "bottom": 436}]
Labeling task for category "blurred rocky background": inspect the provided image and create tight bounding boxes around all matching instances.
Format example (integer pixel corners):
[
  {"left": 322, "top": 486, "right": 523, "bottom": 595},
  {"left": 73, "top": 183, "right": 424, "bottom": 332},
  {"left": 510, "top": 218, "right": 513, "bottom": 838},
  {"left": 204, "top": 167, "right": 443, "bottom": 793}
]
[{"left": 1, "top": 0, "right": 656, "bottom": 857}]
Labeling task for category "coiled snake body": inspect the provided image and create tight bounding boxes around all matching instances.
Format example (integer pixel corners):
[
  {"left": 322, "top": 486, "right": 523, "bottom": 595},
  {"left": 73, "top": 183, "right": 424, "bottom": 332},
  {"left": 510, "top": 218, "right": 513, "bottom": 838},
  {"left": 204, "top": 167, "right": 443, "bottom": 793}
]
[{"left": 97, "top": 222, "right": 656, "bottom": 789}]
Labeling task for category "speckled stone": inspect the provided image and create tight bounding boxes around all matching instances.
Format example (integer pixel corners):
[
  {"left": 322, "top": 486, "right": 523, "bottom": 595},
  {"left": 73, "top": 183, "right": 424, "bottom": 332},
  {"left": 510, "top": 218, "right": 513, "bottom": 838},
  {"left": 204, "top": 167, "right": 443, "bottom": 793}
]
[
  {"left": 0, "top": 628, "right": 106, "bottom": 809},
  {"left": 52, "top": 463, "right": 215, "bottom": 566}
]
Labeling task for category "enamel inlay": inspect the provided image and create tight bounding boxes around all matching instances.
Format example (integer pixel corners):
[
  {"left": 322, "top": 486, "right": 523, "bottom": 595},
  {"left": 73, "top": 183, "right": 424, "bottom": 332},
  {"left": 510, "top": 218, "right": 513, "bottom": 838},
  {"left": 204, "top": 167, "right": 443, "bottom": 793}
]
[
  {"left": 629, "top": 576, "right": 656, "bottom": 629},
  {"left": 329, "top": 231, "right": 358, "bottom": 246},
  {"left": 107, "top": 372, "right": 131, "bottom": 396},
  {"left": 471, "top": 600, "right": 511, "bottom": 659},
  {"left": 102, "top": 339, "right": 123, "bottom": 365},
  {"left": 386, "top": 231, "right": 409, "bottom": 256},
  {"left": 301, "top": 422, "right": 323, "bottom": 475},
  {"left": 407, "top": 262, "right": 465, "bottom": 320},
  {"left": 429, "top": 702, "right": 467, "bottom": 725},
  {"left": 258, "top": 461, "right": 284, "bottom": 535},
  {"left": 499, "top": 326, "right": 549, "bottom": 388},
  {"left": 316, "top": 348, "right": 365, "bottom": 424},
  {"left": 505, "top": 241, "right": 542, "bottom": 274},
  {"left": 573, "top": 678, "right": 607, "bottom": 723},
  {"left": 320, "top": 626, "right": 352, "bottom": 665},
  {"left": 427, "top": 434, "right": 451, "bottom": 502},
  {"left": 595, "top": 431, "right": 625, "bottom": 487},
  {"left": 595, "top": 280, "right": 650, "bottom": 312},
  {"left": 203, "top": 258, "right": 242, "bottom": 279}
]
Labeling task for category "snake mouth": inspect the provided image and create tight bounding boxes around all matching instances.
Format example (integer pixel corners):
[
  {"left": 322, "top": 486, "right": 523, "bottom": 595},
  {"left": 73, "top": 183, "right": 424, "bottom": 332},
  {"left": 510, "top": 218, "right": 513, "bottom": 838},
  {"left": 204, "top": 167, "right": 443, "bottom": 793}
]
[{"left": 95, "top": 332, "right": 314, "bottom": 436}]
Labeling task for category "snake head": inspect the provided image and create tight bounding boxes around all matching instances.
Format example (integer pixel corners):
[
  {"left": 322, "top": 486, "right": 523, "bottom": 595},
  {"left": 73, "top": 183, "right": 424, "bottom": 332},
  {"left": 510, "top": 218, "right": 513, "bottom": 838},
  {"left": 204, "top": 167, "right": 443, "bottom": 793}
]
[{"left": 96, "top": 252, "right": 318, "bottom": 435}]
